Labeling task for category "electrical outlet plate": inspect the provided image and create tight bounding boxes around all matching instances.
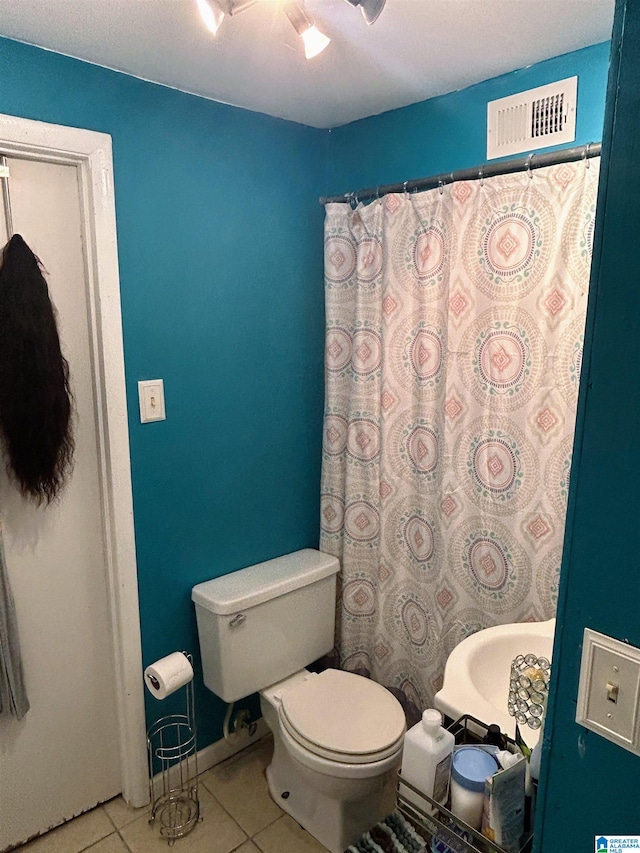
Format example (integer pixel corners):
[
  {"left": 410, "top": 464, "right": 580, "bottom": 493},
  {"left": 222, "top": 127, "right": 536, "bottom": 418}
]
[
  {"left": 138, "top": 379, "right": 166, "bottom": 423},
  {"left": 576, "top": 628, "right": 640, "bottom": 755}
]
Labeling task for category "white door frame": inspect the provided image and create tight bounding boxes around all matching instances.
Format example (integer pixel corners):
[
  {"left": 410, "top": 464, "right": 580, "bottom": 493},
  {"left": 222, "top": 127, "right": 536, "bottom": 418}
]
[{"left": 0, "top": 113, "right": 148, "bottom": 807}]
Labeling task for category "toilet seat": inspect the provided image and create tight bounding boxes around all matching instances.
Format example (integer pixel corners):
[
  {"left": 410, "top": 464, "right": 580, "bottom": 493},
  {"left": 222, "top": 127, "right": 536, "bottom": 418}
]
[{"left": 278, "top": 669, "right": 406, "bottom": 764}]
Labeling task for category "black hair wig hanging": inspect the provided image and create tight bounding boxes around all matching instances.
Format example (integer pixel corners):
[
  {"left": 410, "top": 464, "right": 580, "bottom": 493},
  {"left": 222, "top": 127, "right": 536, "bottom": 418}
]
[{"left": 0, "top": 234, "right": 74, "bottom": 504}]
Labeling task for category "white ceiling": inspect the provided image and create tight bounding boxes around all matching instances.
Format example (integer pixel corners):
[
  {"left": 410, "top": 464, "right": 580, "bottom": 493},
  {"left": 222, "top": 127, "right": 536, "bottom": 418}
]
[{"left": 0, "top": 0, "right": 615, "bottom": 128}]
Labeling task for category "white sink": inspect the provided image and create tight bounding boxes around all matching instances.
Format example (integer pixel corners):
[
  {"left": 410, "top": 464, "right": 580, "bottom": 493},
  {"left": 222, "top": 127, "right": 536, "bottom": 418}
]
[{"left": 434, "top": 619, "right": 555, "bottom": 747}]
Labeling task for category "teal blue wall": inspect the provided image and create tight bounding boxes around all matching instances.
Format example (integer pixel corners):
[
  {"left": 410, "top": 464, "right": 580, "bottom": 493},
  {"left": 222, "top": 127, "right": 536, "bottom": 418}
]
[
  {"left": 0, "top": 34, "right": 614, "bottom": 802},
  {"left": 536, "top": 1, "right": 640, "bottom": 846},
  {"left": 325, "top": 42, "right": 610, "bottom": 196},
  {"left": 0, "top": 36, "right": 328, "bottom": 746}
]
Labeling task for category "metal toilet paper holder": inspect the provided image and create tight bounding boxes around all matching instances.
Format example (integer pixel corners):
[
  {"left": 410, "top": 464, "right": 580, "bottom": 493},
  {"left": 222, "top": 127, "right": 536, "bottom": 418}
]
[{"left": 146, "top": 652, "right": 200, "bottom": 845}]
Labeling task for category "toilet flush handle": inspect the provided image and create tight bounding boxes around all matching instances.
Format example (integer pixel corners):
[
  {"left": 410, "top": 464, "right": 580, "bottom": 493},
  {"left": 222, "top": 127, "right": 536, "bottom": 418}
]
[{"left": 229, "top": 613, "right": 246, "bottom": 628}]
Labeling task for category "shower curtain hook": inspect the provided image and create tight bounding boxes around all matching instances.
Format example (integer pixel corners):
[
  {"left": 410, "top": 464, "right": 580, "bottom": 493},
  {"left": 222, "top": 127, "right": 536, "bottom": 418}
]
[
  {"left": 438, "top": 179, "right": 444, "bottom": 195},
  {"left": 526, "top": 153, "right": 535, "bottom": 179},
  {"left": 349, "top": 191, "right": 357, "bottom": 210},
  {"left": 583, "top": 143, "right": 592, "bottom": 168},
  {"left": 403, "top": 180, "right": 409, "bottom": 197},
  {"left": 478, "top": 166, "right": 485, "bottom": 188}
]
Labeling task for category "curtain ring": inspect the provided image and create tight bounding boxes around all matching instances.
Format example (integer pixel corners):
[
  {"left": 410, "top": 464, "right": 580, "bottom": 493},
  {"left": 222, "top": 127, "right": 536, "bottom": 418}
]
[
  {"left": 526, "top": 153, "right": 535, "bottom": 179},
  {"left": 478, "top": 166, "right": 484, "bottom": 187},
  {"left": 438, "top": 179, "right": 444, "bottom": 195},
  {"left": 584, "top": 142, "right": 592, "bottom": 168},
  {"left": 403, "top": 180, "right": 409, "bottom": 197}
]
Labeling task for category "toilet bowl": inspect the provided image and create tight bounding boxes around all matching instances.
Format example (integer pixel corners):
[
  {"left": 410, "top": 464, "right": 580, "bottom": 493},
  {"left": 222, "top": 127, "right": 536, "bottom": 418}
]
[
  {"left": 259, "top": 668, "right": 405, "bottom": 853},
  {"left": 191, "top": 549, "right": 407, "bottom": 853}
]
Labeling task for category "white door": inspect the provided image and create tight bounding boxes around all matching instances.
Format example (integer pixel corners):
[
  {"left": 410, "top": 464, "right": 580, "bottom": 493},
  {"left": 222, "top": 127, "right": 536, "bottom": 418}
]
[{"left": 0, "top": 156, "right": 124, "bottom": 849}]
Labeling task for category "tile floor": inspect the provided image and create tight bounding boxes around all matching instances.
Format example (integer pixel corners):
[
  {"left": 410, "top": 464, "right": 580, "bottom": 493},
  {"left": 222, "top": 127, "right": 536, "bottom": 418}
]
[{"left": 14, "top": 736, "right": 332, "bottom": 853}]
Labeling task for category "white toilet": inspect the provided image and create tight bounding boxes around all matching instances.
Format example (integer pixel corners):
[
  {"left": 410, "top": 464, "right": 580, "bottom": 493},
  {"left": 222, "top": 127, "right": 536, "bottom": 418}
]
[{"left": 191, "top": 549, "right": 406, "bottom": 853}]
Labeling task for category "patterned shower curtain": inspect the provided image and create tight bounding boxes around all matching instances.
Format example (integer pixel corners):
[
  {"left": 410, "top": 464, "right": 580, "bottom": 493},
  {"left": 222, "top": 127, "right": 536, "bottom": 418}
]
[{"left": 320, "top": 159, "right": 599, "bottom": 711}]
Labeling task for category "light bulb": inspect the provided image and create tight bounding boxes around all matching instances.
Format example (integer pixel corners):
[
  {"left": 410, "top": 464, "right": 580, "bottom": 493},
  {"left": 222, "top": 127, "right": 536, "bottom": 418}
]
[
  {"left": 284, "top": 2, "right": 331, "bottom": 59},
  {"left": 301, "top": 25, "right": 330, "bottom": 59},
  {"left": 196, "top": 0, "right": 225, "bottom": 35}
]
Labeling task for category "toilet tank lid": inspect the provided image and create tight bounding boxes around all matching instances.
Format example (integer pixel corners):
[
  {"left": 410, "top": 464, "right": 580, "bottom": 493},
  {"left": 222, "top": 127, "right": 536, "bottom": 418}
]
[{"left": 191, "top": 549, "right": 340, "bottom": 615}]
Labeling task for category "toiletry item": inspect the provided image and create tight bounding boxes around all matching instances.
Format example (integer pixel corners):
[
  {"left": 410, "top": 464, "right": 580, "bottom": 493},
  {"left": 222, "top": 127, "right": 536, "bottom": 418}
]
[
  {"left": 529, "top": 714, "right": 545, "bottom": 781},
  {"left": 529, "top": 740, "right": 542, "bottom": 781},
  {"left": 450, "top": 746, "right": 499, "bottom": 829},
  {"left": 144, "top": 651, "right": 194, "bottom": 700},
  {"left": 496, "top": 750, "right": 522, "bottom": 770},
  {"left": 481, "top": 751, "right": 526, "bottom": 853},
  {"left": 483, "top": 724, "right": 505, "bottom": 749},
  {"left": 400, "top": 708, "right": 455, "bottom": 814},
  {"left": 431, "top": 819, "right": 474, "bottom": 853}
]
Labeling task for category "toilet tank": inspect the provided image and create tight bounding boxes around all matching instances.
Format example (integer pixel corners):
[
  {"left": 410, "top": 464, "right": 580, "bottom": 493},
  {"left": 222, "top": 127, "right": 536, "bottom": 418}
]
[{"left": 191, "top": 549, "right": 340, "bottom": 703}]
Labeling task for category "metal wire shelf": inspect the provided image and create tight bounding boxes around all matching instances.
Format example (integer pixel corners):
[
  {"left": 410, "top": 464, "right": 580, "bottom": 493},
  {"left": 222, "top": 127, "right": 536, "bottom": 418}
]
[{"left": 397, "top": 716, "right": 534, "bottom": 853}]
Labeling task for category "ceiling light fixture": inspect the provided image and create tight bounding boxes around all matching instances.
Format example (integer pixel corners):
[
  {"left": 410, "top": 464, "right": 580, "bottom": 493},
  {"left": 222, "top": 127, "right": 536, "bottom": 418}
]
[
  {"left": 196, "top": 0, "right": 385, "bottom": 59},
  {"left": 283, "top": 2, "right": 331, "bottom": 60},
  {"left": 196, "top": 0, "right": 260, "bottom": 35},
  {"left": 196, "top": 0, "right": 226, "bottom": 35},
  {"left": 344, "top": 0, "right": 387, "bottom": 25}
]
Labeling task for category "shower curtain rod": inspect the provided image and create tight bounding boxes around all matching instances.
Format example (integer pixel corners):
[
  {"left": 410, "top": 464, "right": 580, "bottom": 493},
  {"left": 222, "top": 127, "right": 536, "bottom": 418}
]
[{"left": 319, "top": 141, "right": 602, "bottom": 206}]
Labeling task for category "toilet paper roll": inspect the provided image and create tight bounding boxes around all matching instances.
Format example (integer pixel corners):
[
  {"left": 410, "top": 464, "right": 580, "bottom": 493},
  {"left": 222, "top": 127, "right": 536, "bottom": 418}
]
[{"left": 144, "top": 652, "right": 193, "bottom": 700}]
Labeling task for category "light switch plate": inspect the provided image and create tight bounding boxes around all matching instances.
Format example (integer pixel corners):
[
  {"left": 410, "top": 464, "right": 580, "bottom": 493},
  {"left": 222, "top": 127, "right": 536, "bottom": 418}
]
[
  {"left": 138, "top": 379, "right": 166, "bottom": 423},
  {"left": 576, "top": 628, "right": 640, "bottom": 755}
]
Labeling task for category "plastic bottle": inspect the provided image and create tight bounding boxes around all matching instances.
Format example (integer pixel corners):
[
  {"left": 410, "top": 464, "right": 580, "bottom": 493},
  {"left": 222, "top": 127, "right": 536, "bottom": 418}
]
[
  {"left": 483, "top": 724, "right": 505, "bottom": 749},
  {"left": 529, "top": 716, "right": 545, "bottom": 782},
  {"left": 400, "top": 709, "right": 455, "bottom": 814}
]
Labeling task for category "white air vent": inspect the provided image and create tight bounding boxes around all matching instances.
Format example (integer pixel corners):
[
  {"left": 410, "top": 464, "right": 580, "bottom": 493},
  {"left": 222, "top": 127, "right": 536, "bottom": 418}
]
[{"left": 487, "top": 76, "right": 578, "bottom": 160}]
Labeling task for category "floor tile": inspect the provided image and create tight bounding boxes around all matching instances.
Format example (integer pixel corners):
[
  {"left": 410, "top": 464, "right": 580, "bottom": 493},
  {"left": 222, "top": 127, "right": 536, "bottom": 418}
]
[
  {"left": 85, "top": 833, "right": 131, "bottom": 853},
  {"left": 16, "top": 808, "right": 115, "bottom": 853},
  {"left": 252, "top": 815, "right": 330, "bottom": 853},
  {"left": 120, "top": 785, "right": 246, "bottom": 853},
  {"left": 234, "top": 843, "right": 262, "bottom": 853},
  {"left": 103, "top": 795, "right": 148, "bottom": 830},
  {"left": 201, "top": 738, "right": 283, "bottom": 836}
]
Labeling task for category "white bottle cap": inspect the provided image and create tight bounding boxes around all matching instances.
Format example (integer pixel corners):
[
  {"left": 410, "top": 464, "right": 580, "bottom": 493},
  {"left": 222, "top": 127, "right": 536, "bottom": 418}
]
[{"left": 422, "top": 708, "right": 442, "bottom": 732}]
